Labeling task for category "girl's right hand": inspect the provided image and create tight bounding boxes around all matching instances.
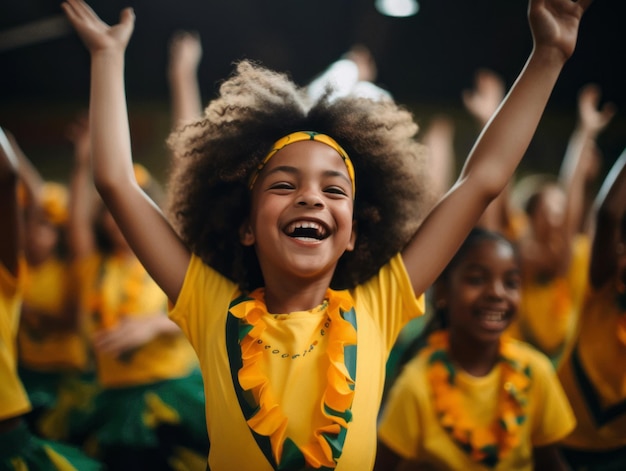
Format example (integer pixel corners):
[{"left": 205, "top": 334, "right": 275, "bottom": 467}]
[{"left": 61, "top": 0, "right": 135, "bottom": 55}]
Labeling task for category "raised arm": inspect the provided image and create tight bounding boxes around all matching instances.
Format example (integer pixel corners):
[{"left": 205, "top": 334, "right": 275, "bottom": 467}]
[
  {"left": 402, "top": 0, "right": 593, "bottom": 296},
  {"left": 167, "top": 30, "right": 203, "bottom": 131},
  {"left": 66, "top": 113, "right": 97, "bottom": 260},
  {"left": 589, "top": 147, "right": 626, "bottom": 289},
  {"left": 420, "top": 115, "right": 456, "bottom": 200},
  {"left": 559, "top": 84, "right": 616, "bottom": 236},
  {"left": 461, "top": 69, "right": 516, "bottom": 235},
  {"left": 0, "top": 127, "right": 21, "bottom": 276},
  {"left": 61, "top": 0, "right": 190, "bottom": 303}
]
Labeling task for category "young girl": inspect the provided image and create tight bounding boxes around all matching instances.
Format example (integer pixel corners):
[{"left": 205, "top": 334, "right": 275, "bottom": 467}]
[
  {"left": 557, "top": 147, "right": 626, "bottom": 470},
  {"left": 0, "top": 127, "right": 102, "bottom": 470},
  {"left": 61, "top": 0, "right": 593, "bottom": 469},
  {"left": 375, "top": 228, "right": 575, "bottom": 470}
]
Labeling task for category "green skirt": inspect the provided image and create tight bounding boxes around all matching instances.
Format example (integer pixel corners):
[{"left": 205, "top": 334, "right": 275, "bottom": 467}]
[
  {"left": 18, "top": 367, "right": 100, "bottom": 442},
  {"left": 69, "top": 369, "right": 209, "bottom": 471},
  {"left": 0, "top": 420, "right": 103, "bottom": 471}
]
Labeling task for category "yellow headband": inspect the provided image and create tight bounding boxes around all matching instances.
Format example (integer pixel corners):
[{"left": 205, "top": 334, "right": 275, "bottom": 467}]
[
  {"left": 248, "top": 131, "right": 356, "bottom": 196},
  {"left": 41, "top": 182, "right": 69, "bottom": 226}
]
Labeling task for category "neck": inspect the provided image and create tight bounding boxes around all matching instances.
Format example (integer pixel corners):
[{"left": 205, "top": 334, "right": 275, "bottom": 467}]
[
  {"left": 262, "top": 278, "right": 331, "bottom": 314},
  {"left": 447, "top": 330, "right": 500, "bottom": 377}
]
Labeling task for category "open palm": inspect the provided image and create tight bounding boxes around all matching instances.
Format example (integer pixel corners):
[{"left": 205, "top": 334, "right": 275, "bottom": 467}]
[{"left": 62, "top": 0, "right": 135, "bottom": 54}]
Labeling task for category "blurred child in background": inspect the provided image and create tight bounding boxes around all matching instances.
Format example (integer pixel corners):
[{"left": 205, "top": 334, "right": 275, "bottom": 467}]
[
  {"left": 0, "top": 126, "right": 102, "bottom": 470},
  {"left": 557, "top": 146, "right": 626, "bottom": 471},
  {"left": 376, "top": 228, "right": 575, "bottom": 470},
  {"left": 12, "top": 124, "right": 96, "bottom": 442}
]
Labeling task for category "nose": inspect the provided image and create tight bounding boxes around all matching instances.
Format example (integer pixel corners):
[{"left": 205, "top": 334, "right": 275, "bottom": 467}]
[
  {"left": 296, "top": 186, "right": 324, "bottom": 208},
  {"left": 486, "top": 279, "right": 506, "bottom": 299}
]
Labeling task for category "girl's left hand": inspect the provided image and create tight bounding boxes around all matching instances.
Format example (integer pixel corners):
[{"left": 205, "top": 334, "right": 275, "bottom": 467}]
[{"left": 528, "top": 0, "right": 593, "bottom": 61}]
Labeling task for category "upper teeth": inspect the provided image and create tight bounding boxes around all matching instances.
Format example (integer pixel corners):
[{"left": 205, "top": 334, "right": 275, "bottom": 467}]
[
  {"left": 482, "top": 311, "right": 505, "bottom": 321},
  {"left": 286, "top": 221, "right": 325, "bottom": 236}
]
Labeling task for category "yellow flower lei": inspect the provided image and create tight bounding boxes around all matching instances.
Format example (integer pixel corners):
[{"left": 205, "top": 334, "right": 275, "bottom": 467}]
[
  {"left": 426, "top": 331, "right": 531, "bottom": 468},
  {"left": 229, "top": 288, "right": 357, "bottom": 469}
]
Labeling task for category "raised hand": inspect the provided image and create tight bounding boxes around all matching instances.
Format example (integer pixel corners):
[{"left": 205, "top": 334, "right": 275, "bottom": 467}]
[
  {"left": 576, "top": 84, "right": 617, "bottom": 138},
  {"left": 65, "top": 112, "right": 91, "bottom": 166},
  {"left": 61, "top": 0, "right": 135, "bottom": 55},
  {"left": 168, "top": 31, "right": 203, "bottom": 80},
  {"left": 462, "top": 69, "right": 506, "bottom": 127},
  {"left": 528, "top": 0, "right": 593, "bottom": 61},
  {"left": 345, "top": 44, "right": 377, "bottom": 83}
]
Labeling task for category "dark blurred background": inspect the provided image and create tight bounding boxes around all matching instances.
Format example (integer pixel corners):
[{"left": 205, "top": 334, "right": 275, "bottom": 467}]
[{"left": 1, "top": 0, "right": 625, "bottom": 185}]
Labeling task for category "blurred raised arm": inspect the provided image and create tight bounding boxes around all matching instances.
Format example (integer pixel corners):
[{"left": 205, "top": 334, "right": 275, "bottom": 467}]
[
  {"left": 167, "top": 30, "right": 203, "bottom": 131},
  {"left": 589, "top": 147, "right": 626, "bottom": 289}
]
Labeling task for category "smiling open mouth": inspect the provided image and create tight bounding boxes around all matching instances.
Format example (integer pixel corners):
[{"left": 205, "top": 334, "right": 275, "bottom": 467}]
[{"left": 285, "top": 221, "right": 328, "bottom": 240}]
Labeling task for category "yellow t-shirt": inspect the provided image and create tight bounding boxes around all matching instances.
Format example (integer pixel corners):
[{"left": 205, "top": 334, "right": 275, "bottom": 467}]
[
  {"left": 378, "top": 338, "right": 576, "bottom": 470},
  {"left": 18, "top": 257, "right": 89, "bottom": 371},
  {"left": 0, "top": 261, "right": 31, "bottom": 421},
  {"left": 507, "top": 234, "right": 590, "bottom": 359},
  {"left": 558, "top": 283, "right": 626, "bottom": 450},
  {"left": 169, "top": 252, "right": 424, "bottom": 471},
  {"left": 80, "top": 254, "right": 198, "bottom": 388}
]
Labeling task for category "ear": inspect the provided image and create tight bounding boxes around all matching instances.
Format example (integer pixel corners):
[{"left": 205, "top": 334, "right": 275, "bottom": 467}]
[
  {"left": 345, "top": 220, "right": 358, "bottom": 252},
  {"left": 239, "top": 219, "right": 255, "bottom": 246}
]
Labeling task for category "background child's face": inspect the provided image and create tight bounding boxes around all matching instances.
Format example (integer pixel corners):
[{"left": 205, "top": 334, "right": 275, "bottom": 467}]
[
  {"left": 445, "top": 239, "right": 521, "bottom": 345},
  {"left": 244, "top": 140, "right": 356, "bottom": 283},
  {"left": 24, "top": 207, "right": 59, "bottom": 265},
  {"left": 530, "top": 185, "right": 566, "bottom": 236}
]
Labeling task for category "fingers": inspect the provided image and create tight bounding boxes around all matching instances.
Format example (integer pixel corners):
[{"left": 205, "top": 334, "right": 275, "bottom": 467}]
[
  {"left": 93, "top": 328, "right": 133, "bottom": 356},
  {"left": 62, "top": 0, "right": 134, "bottom": 30},
  {"left": 601, "top": 102, "right": 618, "bottom": 120},
  {"left": 119, "top": 7, "right": 135, "bottom": 27},
  {"left": 573, "top": 0, "right": 593, "bottom": 12},
  {"left": 92, "top": 329, "right": 119, "bottom": 354},
  {"left": 578, "top": 84, "right": 618, "bottom": 129},
  {"left": 62, "top": 0, "right": 97, "bottom": 24}
]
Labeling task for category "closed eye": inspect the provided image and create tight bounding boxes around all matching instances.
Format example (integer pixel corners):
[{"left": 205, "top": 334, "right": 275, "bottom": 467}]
[
  {"left": 324, "top": 186, "right": 349, "bottom": 197},
  {"left": 268, "top": 182, "right": 295, "bottom": 191}
]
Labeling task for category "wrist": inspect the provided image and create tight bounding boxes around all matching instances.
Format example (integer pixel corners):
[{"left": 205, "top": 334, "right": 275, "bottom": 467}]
[{"left": 530, "top": 44, "right": 570, "bottom": 69}]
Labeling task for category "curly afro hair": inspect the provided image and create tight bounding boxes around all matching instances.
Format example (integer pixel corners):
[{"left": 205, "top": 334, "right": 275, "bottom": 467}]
[{"left": 166, "top": 60, "right": 434, "bottom": 292}]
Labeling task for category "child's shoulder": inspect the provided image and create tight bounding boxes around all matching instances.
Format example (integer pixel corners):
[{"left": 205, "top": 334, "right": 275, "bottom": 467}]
[{"left": 503, "top": 337, "right": 555, "bottom": 374}]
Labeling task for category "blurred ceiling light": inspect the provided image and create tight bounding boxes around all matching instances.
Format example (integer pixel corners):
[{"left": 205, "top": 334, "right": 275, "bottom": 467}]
[{"left": 375, "top": 0, "right": 419, "bottom": 17}]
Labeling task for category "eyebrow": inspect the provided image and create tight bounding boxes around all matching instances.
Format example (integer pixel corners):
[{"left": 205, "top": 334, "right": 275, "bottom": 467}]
[{"left": 264, "top": 165, "right": 352, "bottom": 185}]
